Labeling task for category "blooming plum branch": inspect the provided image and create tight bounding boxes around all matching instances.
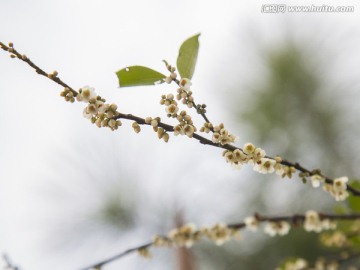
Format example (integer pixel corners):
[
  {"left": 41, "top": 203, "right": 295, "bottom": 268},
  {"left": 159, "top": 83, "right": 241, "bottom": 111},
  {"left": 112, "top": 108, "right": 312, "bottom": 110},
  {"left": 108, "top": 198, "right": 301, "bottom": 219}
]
[{"left": 1, "top": 39, "right": 357, "bottom": 201}]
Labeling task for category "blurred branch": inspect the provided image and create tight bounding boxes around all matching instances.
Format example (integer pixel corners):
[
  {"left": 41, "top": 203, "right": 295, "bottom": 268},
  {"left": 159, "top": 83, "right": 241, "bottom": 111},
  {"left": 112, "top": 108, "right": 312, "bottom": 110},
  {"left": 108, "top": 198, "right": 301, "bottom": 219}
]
[
  {"left": 81, "top": 212, "right": 360, "bottom": 270},
  {"left": 81, "top": 243, "right": 152, "bottom": 270},
  {"left": 2, "top": 254, "right": 19, "bottom": 270}
]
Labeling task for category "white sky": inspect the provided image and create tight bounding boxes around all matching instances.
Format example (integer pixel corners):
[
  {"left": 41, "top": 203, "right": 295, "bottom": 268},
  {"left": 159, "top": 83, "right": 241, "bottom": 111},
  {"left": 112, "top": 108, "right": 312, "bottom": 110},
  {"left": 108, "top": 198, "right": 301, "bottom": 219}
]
[{"left": 1, "top": 0, "right": 360, "bottom": 269}]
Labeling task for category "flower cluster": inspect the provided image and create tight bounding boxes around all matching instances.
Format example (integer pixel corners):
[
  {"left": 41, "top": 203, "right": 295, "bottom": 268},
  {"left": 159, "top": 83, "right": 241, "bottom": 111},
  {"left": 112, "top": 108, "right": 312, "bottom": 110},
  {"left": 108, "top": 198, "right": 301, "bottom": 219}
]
[
  {"left": 132, "top": 122, "right": 141, "bottom": 133},
  {"left": 199, "top": 122, "right": 213, "bottom": 133},
  {"left": 144, "top": 116, "right": 169, "bottom": 142},
  {"left": 277, "top": 257, "right": 349, "bottom": 270},
  {"left": 303, "top": 210, "right": 336, "bottom": 233},
  {"left": 253, "top": 158, "right": 277, "bottom": 174},
  {"left": 67, "top": 86, "right": 121, "bottom": 131},
  {"left": 176, "top": 84, "right": 194, "bottom": 108},
  {"left": 212, "top": 123, "right": 238, "bottom": 145},
  {"left": 310, "top": 174, "right": 325, "bottom": 188},
  {"left": 164, "top": 63, "right": 177, "bottom": 84},
  {"left": 313, "top": 258, "right": 340, "bottom": 270},
  {"left": 160, "top": 93, "right": 179, "bottom": 117},
  {"left": 204, "top": 223, "right": 239, "bottom": 245},
  {"left": 323, "top": 177, "right": 349, "bottom": 201},
  {"left": 320, "top": 231, "right": 347, "bottom": 248},
  {"left": 222, "top": 143, "right": 286, "bottom": 175},
  {"left": 223, "top": 149, "right": 247, "bottom": 169},
  {"left": 59, "top": 87, "right": 75, "bottom": 103},
  {"left": 168, "top": 223, "right": 200, "bottom": 248},
  {"left": 173, "top": 110, "right": 197, "bottom": 138},
  {"left": 152, "top": 223, "right": 239, "bottom": 251},
  {"left": 145, "top": 116, "right": 161, "bottom": 130},
  {"left": 244, "top": 216, "right": 291, "bottom": 237}
]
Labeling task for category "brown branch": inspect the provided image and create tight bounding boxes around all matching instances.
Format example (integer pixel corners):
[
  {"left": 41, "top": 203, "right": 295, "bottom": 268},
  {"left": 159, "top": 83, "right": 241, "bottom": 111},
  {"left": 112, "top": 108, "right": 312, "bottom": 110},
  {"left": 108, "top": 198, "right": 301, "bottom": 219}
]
[
  {"left": 0, "top": 42, "right": 77, "bottom": 96},
  {"left": 1, "top": 40, "right": 360, "bottom": 198}
]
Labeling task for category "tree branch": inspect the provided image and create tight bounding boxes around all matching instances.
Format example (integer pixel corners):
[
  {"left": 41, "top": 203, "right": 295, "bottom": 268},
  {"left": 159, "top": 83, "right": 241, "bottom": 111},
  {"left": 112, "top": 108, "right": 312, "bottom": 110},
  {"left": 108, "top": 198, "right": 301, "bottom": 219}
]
[
  {"left": 1, "top": 40, "right": 360, "bottom": 198},
  {"left": 81, "top": 212, "right": 360, "bottom": 270}
]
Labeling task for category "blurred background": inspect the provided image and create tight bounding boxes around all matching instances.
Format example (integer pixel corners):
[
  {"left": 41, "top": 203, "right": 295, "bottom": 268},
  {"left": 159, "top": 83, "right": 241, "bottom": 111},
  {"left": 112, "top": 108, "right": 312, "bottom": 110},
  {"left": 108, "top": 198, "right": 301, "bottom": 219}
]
[{"left": 1, "top": 0, "right": 360, "bottom": 269}]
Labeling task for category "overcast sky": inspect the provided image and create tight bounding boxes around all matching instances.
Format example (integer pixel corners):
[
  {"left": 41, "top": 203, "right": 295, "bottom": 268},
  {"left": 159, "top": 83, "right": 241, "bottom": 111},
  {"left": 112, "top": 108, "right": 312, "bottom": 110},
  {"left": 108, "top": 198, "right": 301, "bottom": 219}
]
[{"left": 1, "top": 1, "right": 360, "bottom": 269}]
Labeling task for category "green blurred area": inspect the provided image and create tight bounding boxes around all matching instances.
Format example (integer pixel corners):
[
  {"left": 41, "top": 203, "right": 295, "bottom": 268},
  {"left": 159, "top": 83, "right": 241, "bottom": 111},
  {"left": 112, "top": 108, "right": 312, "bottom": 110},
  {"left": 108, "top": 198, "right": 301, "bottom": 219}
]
[{"left": 193, "top": 38, "right": 359, "bottom": 269}]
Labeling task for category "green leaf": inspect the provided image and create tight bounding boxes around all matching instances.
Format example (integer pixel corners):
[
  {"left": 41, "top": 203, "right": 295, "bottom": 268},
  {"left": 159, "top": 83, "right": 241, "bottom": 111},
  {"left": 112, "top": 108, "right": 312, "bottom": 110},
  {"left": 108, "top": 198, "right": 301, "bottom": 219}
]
[
  {"left": 116, "top": 66, "right": 166, "bottom": 87},
  {"left": 176, "top": 33, "right": 200, "bottom": 80},
  {"left": 348, "top": 180, "right": 360, "bottom": 212}
]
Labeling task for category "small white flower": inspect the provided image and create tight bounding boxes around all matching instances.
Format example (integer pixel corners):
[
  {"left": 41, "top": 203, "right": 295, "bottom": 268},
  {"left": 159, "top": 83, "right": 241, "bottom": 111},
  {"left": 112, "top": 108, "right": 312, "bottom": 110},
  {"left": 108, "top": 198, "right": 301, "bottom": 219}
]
[
  {"left": 166, "top": 104, "right": 179, "bottom": 116},
  {"left": 83, "top": 107, "right": 92, "bottom": 119},
  {"left": 98, "top": 103, "right": 109, "bottom": 114},
  {"left": 321, "top": 219, "right": 337, "bottom": 230},
  {"left": 323, "top": 177, "right": 349, "bottom": 201},
  {"left": 253, "top": 158, "right": 276, "bottom": 174},
  {"left": 77, "top": 85, "right": 97, "bottom": 102},
  {"left": 252, "top": 147, "right": 266, "bottom": 161},
  {"left": 184, "top": 124, "right": 195, "bottom": 138},
  {"left": 243, "top": 143, "right": 255, "bottom": 155},
  {"left": 310, "top": 174, "right": 325, "bottom": 188},
  {"left": 212, "top": 125, "right": 237, "bottom": 146},
  {"left": 179, "top": 78, "right": 192, "bottom": 91},
  {"left": 244, "top": 216, "right": 259, "bottom": 232},
  {"left": 304, "top": 210, "right": 322, "bottom": 232},
  {"left": 264, "top": 222, "right": 277, "bottom": 237},
  {"left": 274, "top": 163, "right": 284, "bottom": 176},
  {"left": 168, "top": 223, "right": 197, "bottom": 248},
  {"left": 334, "top": 190, "right": 349, "bottom": 201},
  {"left": 333, "top": 176, "right": 348, "bottom": 192},
  {"left": 224, "top": 151, "right": 235, "bottom": 163},
  {"left": 207, "top": 223, "right": 231, "bottom": 246},
  {"left": 264, "top": 221, "right": 290, "bottom": 237},
  {"left": 277, "top": 221, "right": 291, "bottom": 236}
]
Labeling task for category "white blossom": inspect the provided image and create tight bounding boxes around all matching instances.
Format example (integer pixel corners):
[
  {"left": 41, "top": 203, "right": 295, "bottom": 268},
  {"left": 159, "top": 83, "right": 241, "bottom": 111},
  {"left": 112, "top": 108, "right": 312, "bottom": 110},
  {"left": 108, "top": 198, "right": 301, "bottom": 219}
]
[
  {"left": 264, "top": 221, "right": 291, "bottom": 236},
  {"left": 253, "top": 158, "right": 276, "bottom": 174},
  {"left": 77, "top": 85, "right": 97, "bottom": 102},
  {"left": 323, "top": 177, "right": 349, "bottom": 201},
  {"left": 311, "top": 174, "right": 325, "bottom": 188},
  {"left": 179, "top": 78, "right": 192, "bottom": 91},
  {"left": 244, "top": 216, "right": 259, "bottom": 232},
  {"left": 304, "top": 210, "right": 323, "bottom": 232}
]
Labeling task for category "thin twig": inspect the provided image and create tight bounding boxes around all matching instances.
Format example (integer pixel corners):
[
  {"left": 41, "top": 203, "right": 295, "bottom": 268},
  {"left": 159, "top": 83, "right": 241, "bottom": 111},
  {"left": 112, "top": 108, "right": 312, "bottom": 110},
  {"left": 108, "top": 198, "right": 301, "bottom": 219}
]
[
  {"left": 81, "top": 243, "right": 152, "bottom": 270},
  {"left": 172, "top": 77, "right": 214, "bottom": 131},
  {"left": 2, "top": 254, "right": 19, "bottom": 270}
]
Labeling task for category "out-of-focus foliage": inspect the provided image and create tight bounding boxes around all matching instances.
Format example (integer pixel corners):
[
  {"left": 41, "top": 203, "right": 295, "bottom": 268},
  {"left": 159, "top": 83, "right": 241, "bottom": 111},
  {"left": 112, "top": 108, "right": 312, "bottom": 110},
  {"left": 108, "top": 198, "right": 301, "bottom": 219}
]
[
  {"left": 194, "top": 39, "right": 356, "bottom": 269},
  {"left": 239, "top": 42, "right": 346, "bottom": 175},
  {"left": 91, "top": 188, "right": 136, "bottom": 231},
  {"left": 347, "top": 181, "right": 360, "bottom": 213}
]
